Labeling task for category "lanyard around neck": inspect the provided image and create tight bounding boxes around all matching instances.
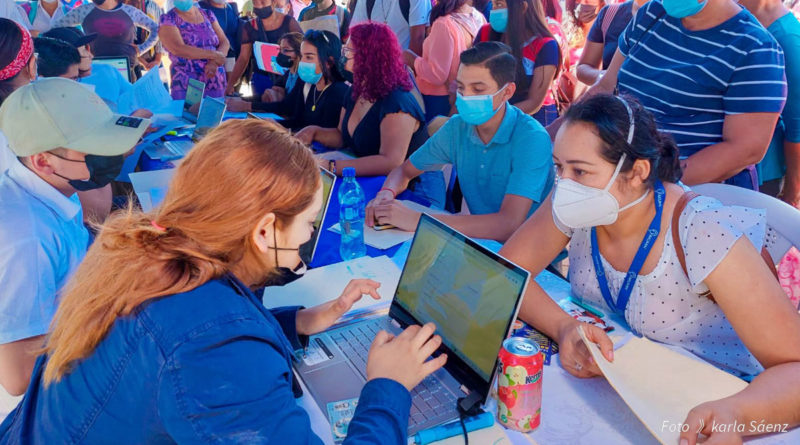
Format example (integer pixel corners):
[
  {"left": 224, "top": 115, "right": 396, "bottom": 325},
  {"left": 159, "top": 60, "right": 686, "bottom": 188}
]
[{"left": 590, "top": 180, "right": 665, "bottom": 317}]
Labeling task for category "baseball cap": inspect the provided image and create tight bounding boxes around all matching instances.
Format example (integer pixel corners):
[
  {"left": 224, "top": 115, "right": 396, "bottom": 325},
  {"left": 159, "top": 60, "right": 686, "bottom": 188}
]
[
  {"left": 0, "top": 78, "right": 150, "bottom": 157},
  {"left": 41, "top": 27, "right": 97, "bottom": 49}
]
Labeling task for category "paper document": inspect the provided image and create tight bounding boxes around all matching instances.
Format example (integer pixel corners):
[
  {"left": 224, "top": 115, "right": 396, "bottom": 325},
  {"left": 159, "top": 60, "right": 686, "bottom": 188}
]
[
  {"left": 579, "top": 326, "right": 749, "bottom": 445},
  {"left": 299, "top": 15, "right": 340, "bottom": 38},
  {"left": 118, "top": 67, "right": 172, "bottom": 115},
  {"left": 254, "top": 42, "right": 286, "bottom": 75},
  {"left": 129, "top": 168, "right": 176, "bottom": 212},
  {"left": 263, "top": 255, "right": 401, "bottom": 320},
  {"left": 329, "top": 200, "right": 448, "bottom": 250}
]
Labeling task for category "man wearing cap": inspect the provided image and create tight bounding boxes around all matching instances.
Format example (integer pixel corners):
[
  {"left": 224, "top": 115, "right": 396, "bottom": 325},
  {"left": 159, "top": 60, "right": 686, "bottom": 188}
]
[
  {"left": 43, "top": 26, "right": 152, "bottom": 118},
  {"left": 0, "top": 77, "right": 149, "bottom": 396}
]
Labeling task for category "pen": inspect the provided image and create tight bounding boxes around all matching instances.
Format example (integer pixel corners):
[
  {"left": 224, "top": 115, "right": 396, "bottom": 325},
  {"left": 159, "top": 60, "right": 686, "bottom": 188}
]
[
  {"left": 568, "top": 296, "right": 605, "bottom": 318},
  {"left": 411, "top": 412, "right": 494, "bottom": 445}
]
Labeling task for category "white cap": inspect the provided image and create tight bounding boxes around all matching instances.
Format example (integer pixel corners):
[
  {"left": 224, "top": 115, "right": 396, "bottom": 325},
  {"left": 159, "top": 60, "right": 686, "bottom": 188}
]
[{"left": 0, "top": 77, "right": 150, "bottom": 157}]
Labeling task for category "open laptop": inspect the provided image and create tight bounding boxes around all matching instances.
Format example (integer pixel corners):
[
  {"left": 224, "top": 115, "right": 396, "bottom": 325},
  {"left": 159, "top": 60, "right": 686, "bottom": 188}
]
[
  {"left": 144, "top": 96, "right": 227, "bottom": 161},
  {"left": 182, "top": 78, "right": 206, "bottom": 123},
  {"left": 93, "top": 56, "right": 132, "bottom": 83},
  {"left": 295, "top": 214, "right": 530, "bottom": 437},
  {"left": 299, "top": 167, "right": 336, "bottom": 265}
]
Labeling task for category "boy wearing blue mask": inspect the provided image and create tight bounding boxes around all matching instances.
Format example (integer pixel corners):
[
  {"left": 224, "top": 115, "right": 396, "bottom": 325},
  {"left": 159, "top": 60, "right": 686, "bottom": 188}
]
[{"left": 366, "top": 41, "right": 553, "bottom": 242}]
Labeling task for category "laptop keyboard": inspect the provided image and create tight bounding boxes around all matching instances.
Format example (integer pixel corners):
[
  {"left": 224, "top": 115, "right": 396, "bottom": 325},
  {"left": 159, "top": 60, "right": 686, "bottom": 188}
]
[
  {"left": 328, "top": 319, "right": 459, "bottom": 429},
  {"left": 162, "top": 140, "right": 193, "bottom": 158}
]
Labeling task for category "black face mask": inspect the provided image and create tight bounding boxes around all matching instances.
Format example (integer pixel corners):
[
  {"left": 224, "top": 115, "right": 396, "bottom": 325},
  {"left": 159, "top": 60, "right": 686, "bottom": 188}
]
[
  {"left": 254, "top": 6, "right": 273, "bottom": 18},
  {"left": 51, "top": 153, "right": 125, "bottom": 191},
  {"left": 92, "top": 0, "right": 106, "bottom": 5},
  {"left": 276, "top": 52, "right": 294, "bottom": 68},
  {"left": 339, "top": 55, "right": 353, "bottom": 83}
]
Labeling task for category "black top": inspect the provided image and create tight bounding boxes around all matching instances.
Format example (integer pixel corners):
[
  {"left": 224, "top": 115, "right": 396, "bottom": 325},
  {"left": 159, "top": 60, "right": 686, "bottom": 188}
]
[
  {"left": 278, "top": 81, "right": 349, "bottom": 131},
  {"left": 243, "top": 15, "right": 302, "bottom": 76},
  {"left": 342, "top": 88, "right": 428, "bottom": 159}
]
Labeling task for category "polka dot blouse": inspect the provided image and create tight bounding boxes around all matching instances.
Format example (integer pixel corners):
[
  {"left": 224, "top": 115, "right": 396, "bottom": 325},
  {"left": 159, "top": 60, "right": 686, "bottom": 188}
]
[{"left": 555, "top": 195, "right": 766, "bottom": 378}]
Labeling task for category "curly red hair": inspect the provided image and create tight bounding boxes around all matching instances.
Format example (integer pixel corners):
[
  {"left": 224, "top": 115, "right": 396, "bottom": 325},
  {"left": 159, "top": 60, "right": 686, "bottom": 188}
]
[{"left": 349, "top": 22, "right": 413, "bottom": 102}]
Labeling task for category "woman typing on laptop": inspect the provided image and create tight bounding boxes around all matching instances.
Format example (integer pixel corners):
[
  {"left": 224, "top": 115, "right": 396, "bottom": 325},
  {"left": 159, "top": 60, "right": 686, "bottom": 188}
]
[
  {"left": 500, "top": 94, "right": 800, "bottom": 444},
  {"left": 0, "top": 119, "right": 447, "bottom": 444}
]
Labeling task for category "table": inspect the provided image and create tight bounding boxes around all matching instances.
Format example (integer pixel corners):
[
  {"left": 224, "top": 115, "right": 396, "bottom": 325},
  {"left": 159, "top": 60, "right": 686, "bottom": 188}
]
[{"left": 297, "top": 246, "right": 800, "bottom": 445}]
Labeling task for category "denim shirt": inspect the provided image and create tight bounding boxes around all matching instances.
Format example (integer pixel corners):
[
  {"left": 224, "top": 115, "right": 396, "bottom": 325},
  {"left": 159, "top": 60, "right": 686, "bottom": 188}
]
[{"left": 0, "top": 275, "right": 411, "bottom": 444}]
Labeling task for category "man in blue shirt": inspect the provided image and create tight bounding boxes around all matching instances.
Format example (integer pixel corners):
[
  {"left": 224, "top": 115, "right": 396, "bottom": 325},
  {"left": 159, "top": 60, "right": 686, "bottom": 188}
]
[
  {"left": 366, "top": 42, "right": 554, "bottom": 242},
  {"left": 0, "top": 78, "right": 148, "bottom": 396}
]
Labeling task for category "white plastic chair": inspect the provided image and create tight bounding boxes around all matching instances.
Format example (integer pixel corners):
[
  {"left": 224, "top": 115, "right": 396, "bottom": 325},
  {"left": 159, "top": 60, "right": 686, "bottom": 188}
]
[{"left": 691, "top": 183, "right": 800, "bottom": 266}]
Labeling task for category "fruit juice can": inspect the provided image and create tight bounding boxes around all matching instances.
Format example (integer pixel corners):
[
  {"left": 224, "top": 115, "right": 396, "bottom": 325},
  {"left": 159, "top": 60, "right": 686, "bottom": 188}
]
[{"left": 496, "top": 337, "right": 543, "bottom": 432}]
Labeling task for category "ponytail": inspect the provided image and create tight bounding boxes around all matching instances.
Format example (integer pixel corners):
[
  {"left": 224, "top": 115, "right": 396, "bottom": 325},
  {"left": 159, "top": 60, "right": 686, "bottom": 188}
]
[
  {"left": 656, "top": 132, "right": 682, "bottom": 184},
  {"left": 42, "top": 119, "right": 320, "bottom": 384}
]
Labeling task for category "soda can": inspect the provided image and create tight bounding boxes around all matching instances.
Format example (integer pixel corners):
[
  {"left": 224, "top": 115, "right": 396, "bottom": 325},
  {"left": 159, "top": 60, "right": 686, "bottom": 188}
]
[{"left": 496, "top": 337, "right": 543, "bottom": 432}]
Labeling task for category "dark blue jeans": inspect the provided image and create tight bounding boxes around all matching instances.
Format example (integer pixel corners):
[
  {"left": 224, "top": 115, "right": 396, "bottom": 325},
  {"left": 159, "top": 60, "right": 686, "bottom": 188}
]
[{"left": 532, "top": 103, "right": 559, "bottom": 127}]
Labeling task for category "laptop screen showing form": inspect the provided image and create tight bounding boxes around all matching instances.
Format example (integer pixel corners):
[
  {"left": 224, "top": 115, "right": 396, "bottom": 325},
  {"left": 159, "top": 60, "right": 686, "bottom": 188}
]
[
  {"left": 191, "top": 97, "right": 226, "bottom": 142},
  {"left": 182, "top": 79, "right": 205, "bottom": 122},
  {"left": 299, "top": 167, "right": 336, "bottom": 264},
  {"left": 93, "top": 57, "right": 131, "bottom": 83},
  {"left": 391, "top": 214, "right": 529, "bottom": 394}
]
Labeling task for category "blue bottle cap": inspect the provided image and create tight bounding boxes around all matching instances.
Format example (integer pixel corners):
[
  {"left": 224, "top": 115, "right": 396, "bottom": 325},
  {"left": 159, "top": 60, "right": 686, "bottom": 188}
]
[{"left": 342, "top": 167, "right": 356, "bottom": 177}]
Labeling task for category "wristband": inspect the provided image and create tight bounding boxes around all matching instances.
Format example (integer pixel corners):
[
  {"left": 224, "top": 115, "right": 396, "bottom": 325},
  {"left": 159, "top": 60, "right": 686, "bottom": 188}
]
[{"left": 379, "top": 187, "right": 396, "bottom": 199}]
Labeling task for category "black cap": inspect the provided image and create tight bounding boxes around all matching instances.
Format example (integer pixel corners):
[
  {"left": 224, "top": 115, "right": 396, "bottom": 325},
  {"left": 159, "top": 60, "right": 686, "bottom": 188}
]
[{"left": 41, "top": 27, "right": 97, "bottom": 49}]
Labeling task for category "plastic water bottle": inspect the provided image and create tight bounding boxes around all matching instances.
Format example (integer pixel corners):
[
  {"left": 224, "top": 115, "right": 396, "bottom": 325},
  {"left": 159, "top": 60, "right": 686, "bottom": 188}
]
[{"left": 338, "top": 167, "right": 366, "bottom": 261}]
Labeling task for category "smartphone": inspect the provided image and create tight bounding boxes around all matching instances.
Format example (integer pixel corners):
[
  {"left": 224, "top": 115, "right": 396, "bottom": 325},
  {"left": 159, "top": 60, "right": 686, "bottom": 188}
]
[{"left": 372, "top": 223, "right": 396, "bottom": 231}]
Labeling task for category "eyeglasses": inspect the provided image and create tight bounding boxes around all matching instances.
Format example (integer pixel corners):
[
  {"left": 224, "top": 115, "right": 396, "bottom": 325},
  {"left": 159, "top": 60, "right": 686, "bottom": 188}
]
[{"left": 342, "top": 47, "right": 355, "bottom": 58}]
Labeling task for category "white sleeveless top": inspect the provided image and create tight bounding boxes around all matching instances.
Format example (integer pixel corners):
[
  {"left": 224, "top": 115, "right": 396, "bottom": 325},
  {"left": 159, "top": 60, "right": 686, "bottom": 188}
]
[{"left": 555, "top": 195, "right": 766, "bottom": 377}]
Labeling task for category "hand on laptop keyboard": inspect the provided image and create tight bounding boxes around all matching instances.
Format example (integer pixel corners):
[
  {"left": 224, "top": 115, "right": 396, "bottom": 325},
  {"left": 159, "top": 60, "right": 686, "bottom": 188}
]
[{"left": 365, "top": 322, "right": 448, "bottom": 391}]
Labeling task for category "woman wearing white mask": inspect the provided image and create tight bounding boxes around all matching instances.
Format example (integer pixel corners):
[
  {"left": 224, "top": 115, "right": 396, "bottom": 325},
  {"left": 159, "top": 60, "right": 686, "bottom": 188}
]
[{"left": 501, "top": 94, "right": 800, "bottom": 444}]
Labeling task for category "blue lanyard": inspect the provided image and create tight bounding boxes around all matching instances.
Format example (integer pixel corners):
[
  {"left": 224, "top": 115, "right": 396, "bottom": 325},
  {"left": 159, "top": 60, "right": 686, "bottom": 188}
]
[{"left": 590, "top": 181, "right": 665, "bottom": 316}]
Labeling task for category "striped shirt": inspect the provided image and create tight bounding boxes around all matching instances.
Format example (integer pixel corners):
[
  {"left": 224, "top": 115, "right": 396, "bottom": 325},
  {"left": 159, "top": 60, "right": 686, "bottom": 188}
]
[{"left": 617, "top": 2, "right": 787, "bottom": 156}]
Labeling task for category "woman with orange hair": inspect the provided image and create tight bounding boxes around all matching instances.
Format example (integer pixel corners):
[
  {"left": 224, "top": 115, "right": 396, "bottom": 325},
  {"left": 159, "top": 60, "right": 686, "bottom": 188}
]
[{"left": 0, "top": 119, "right": 447, "bottom": 443}]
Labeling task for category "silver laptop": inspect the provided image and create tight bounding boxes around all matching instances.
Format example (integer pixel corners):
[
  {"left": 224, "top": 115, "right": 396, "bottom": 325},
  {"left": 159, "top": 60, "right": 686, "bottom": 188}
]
[
  {"left": 145, "top": 97, "right": 227, "bottom": 161},
  {"left": 182, "top": 78, "right": 206, "bottom": 123},
  {"left": 295, "top": 214, "right": 530, "bottom": 438},
  {"left": 299, "top": 167, "right": 336, "bottom": 265},
  {"left": 93, "top": 56, "right": 132, "bottom": 83}
]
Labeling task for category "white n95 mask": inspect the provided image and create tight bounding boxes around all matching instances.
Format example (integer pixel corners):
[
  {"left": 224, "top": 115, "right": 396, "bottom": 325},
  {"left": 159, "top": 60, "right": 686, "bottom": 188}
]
[{"left": 552, "top": 153, "right": 650, "bottom": 229}]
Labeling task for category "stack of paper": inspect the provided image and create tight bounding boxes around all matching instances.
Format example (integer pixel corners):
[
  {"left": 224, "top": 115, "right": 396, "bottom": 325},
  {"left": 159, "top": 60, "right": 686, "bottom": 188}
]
[
  {"left": 118, "top": 68, "right": 172, "bottom": 115},
  {"left": 329, "top": 200, "right": 448, "bottom": 250},
  {"left": 579, "top": 327, "right": 749, "bottom": 444},
  {"left": 263, "top": 255, "right": 401, "bottom": 323}
]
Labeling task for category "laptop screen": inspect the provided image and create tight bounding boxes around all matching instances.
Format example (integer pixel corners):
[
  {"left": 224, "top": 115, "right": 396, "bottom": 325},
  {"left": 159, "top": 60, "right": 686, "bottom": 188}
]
[
  {"left": 299, "top": 167, "right": 336, "bottom": 264},
  {"left": 93, "top": 57, "right": 131, "bottom": 83},
  {"left": 393, "top": 215, "right": 529, "bottom": 384},
  {"left": 192, "top": 97, "right": 226, "bottom": 142},
  {"left": 183, "top": 79, "right": 205, "bottom": 122}
]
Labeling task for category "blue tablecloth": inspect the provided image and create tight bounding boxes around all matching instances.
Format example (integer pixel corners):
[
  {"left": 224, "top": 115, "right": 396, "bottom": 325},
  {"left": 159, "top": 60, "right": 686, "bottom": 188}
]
[{"left": 310, "top": 176, "right": 426, "bottom": 268}]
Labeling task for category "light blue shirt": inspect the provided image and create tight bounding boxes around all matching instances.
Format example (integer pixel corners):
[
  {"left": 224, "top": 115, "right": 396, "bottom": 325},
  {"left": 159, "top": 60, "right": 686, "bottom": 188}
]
[
  {"left": 0, "top": 161, "right": 89, "bottom": 344},
  {"left": 758, "top": 12, "right": 800, "bottom": 183},
  {"left": 409, "top": 103, "right": 553, "bottom": 216},
  {"left": 80, "top": 63, "right": 133, "bottom": 113}
]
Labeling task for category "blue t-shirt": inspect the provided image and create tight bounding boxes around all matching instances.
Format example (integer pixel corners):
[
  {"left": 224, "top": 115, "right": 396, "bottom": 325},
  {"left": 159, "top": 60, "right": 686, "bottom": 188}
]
[
  {"left": 617, "top": 2, "right": 787, "bottom": 157},
  {"left": 80, "top": 63, "right": 133, "bottom": 113},
  {"left": 198, "top": 1, "right": 240, "bottom": 57},
  {"left": 757, "top": 12, "right": 800, "bottom": 183},
  {"left": 586, "top": 1, "right": 633, "bottom": 69},
  {"left": 409, "top": 103, "right": 553, "bottom": 216}
]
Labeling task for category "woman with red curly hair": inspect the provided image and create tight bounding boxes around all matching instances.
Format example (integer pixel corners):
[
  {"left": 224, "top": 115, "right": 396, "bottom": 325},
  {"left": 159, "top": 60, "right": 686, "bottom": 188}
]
[{"left": 296, "top": 22, "right": 445, "bottom": 206}]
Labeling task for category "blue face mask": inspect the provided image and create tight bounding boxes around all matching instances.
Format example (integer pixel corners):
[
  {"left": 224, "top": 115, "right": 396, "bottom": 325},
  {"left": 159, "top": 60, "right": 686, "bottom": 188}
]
[
  {"left": 455, "top": 84, "right": 508, "bottom": 126},
  {"left": 298, "top": 61, "right": 322, "bottom": 84},
  {"left": 174, "top": 0, "right": 193, "bottom": 12},
  {"left": 662, "top": 0, "right": 707, "bottom": 18},
  {"left": 489, "top": 8, "right": 508, "bottom": 33}
]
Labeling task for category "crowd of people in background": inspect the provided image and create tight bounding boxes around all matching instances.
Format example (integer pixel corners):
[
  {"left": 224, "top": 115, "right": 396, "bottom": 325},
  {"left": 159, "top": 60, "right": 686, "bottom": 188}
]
[{"left": 2, "top": 0, "right": 800, "bottom": 442}]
